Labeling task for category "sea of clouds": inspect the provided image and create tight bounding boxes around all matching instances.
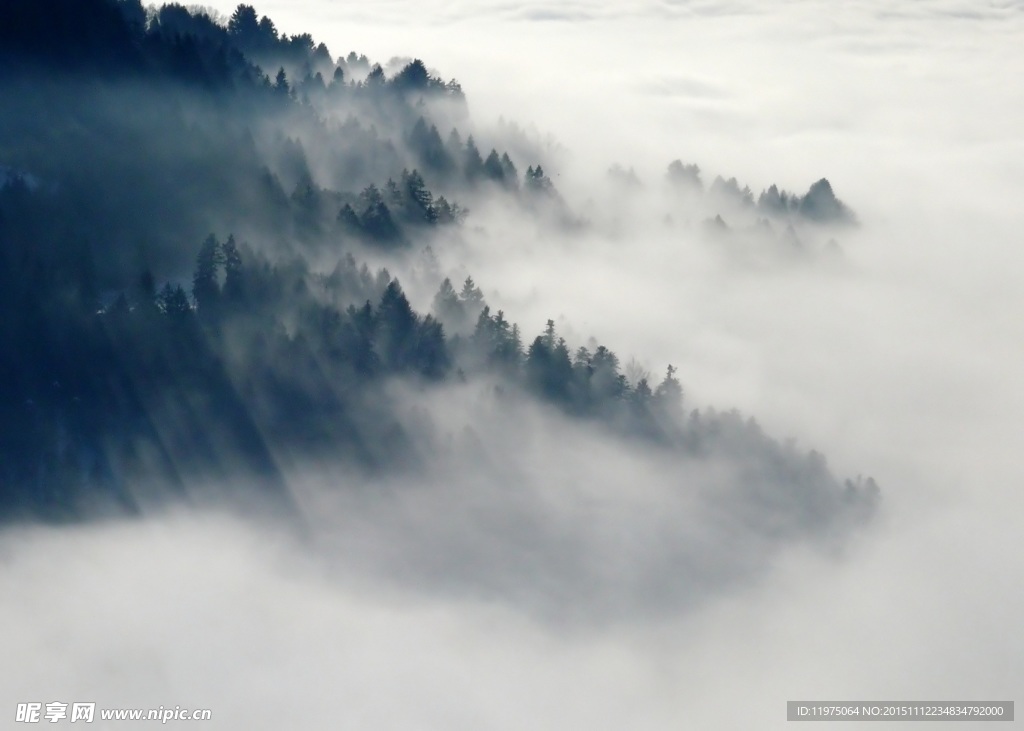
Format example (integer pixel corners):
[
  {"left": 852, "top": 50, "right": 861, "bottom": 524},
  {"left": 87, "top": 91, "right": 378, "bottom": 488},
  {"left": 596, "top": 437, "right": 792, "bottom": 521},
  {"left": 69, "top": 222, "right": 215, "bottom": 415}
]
[{"left": 2, "top": 1, "right": 1022, "bottom": 727}]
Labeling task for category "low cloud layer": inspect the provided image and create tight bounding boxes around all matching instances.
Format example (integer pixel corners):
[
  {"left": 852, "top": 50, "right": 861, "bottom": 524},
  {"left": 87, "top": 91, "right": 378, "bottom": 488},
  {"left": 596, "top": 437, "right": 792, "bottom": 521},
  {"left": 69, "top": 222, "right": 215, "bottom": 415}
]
[{"left": 2, "top": 0, "right": 1022, "bottom": 728}]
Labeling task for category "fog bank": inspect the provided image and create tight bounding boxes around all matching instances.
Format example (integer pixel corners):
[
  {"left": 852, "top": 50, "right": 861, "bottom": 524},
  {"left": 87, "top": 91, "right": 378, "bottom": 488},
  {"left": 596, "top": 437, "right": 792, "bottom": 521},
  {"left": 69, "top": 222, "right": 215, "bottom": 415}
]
[{"left": 3, "top": 0, "right": 1022, "bottom": 728}]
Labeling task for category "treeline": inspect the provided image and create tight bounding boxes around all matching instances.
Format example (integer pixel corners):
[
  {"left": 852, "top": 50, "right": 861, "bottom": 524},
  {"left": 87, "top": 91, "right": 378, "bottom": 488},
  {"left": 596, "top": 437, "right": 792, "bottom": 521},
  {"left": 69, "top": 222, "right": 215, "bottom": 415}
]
[
  {"left": 0, "top": 0, "right": 559, "bottom": 283},
  {"left": 665, "top": 160, "right": 857, "bottom": 225},
  {"left": 0, "top": 223, "right": 878, "bottom": 521}
]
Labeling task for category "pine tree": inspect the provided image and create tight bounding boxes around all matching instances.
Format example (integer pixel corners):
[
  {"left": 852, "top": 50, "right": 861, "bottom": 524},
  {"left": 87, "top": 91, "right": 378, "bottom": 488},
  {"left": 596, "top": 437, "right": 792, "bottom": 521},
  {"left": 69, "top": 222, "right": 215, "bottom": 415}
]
[
  {"left": 500, "top": 152, "right": 518, "bottom": 188},
  {"left": 192, "top": 234, "right": 223, "bottom": 314},
  {"left": 377, "top": 280, "right": 418, "bottom": 369},
  {"left": 274, "top": 67, "right": 289, "bottom": 95},
  {"left": 483, "top": 149, "right": 504, "bottom": 182},
  {"left": 433, "top": 195, "right": 454, "bottom": 224},
  {"left": 228, "top": 5, "right": 259, "bottom": 37},
  {"left": 526, "top": 335, "right": 550, "bottom": 393},
  {"left": 338, "top": 203, "right": 361, "bottom": 231},
  {"left": 221, "top": 234, "right": 243, "bottom": 304},
  {"left": 654, "top": 364, "right": 684, "bottom": 414},
  {"left": 525, "top": 164, "right": 554, "bottom": 194},
  {"left": 506, "top": 324, "right": 524, "bottom": 367},
  {"left": 464, "top": 135, "right": 484, "bottom": 180},
  {"left": 414, "top": 315, "right": 449, "bottom": 379},
  {"left": 159, "top": 283, "right": 192, "bottom": 319},
  {"left": 590, "top": 345, "right": 624, "bottom": 402},
  {"left": 410, "top": 121, "right": 452, "bottom": 174},
  {"left": 358, "top": 184, "right": 402, "bottom": 243},
  {"left": 542, "top": 318, "right": 556, "bottom": 349},
  {"left": 385, "top": 178, "right": 404, "bottom": 209},
  {"left": 432, "top": 277, "right": 464, "bottom": 329},
  {"left": 403, "top": 169, "right": 436, "bottom": 223},
  {"left": 365, "top": 64, "right": 385, "bottom": 88},
  {"left": 392, "top": 59, "right": 430, "bottom": 91},
  {"left": 459, "top": 276, "right": 484, "bottom": 311},
  {"left": 446, "top": 128, "right": 463, "bottom": 161}
]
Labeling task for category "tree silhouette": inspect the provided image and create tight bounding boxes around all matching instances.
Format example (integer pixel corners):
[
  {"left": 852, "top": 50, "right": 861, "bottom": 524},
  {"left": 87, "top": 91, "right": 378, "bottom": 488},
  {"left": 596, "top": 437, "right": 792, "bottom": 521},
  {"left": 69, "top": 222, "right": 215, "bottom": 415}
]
[
  {"left": 654, "top": 364, "right": 683, "bottom": 414},
  {"left": 192, "top": 234, "right": 223, "bottom": 315},
  {"left": 221, "top": 234, "right": 243, "bottom": 304},
  {"left": 432, "top": 277, "right": 465, "bottom": 330},
  {"left": 463, "top": 135, "right": 484, "bottom": 180},
  {"left": 500, "top": 152, "right": 519, "bottom": 188},
  {"left": 376, "top": 280, "right": 418, "bottom": 370},
  {"left": 525, "top": 165, "right": 554, "bottom": 194},
  {"left": 459, "top": 276, "right": 484, "bottom": 313},
  {"left": 274, "top": 67, "right": 289, "bottom": 95},
  {"left": 159, "top": 283, "right": 192, "bottom": 320},
  {"left": 402, "top": 169, "right": 437, "bottom": 223},
  {"left": 228, "top": 4, "right": 259, "bottom": 39},
  {"left": 392, "top": 59, "right": 430, "bottom": 91},
  {"left": 483, "top": 150, "right": 505, "bottom": 182}
]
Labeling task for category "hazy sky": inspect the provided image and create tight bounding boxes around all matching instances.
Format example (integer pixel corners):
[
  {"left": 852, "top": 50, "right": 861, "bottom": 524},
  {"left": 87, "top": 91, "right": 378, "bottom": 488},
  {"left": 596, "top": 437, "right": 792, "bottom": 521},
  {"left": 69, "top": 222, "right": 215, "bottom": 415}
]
[{"left": 3, "top": 1, "right": 1023, "bottom": 728}]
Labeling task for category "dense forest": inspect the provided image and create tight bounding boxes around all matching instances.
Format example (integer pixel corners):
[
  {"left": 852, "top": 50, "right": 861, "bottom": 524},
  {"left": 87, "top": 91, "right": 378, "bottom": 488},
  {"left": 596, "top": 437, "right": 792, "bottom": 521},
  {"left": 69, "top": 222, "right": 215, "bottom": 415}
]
[{"left": 0, "top": 0, "right": 877, "bottom": 545}]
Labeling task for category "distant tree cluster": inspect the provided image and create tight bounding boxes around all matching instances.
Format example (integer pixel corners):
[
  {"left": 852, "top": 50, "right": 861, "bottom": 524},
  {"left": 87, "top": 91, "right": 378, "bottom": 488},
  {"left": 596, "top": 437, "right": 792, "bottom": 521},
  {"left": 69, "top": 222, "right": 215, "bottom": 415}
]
[
  {"left": 667, "top": 160, "right": 703, "bottom": 191},
  {"left": 432, "top": 275, "right": 485, "bottom": 333},
  {"left": 666, "top": 160, "right": 856, "bottom": 225},
  {"left": 336, "top": 169, "right": 469, "bottom": 246},
  {"left": 757, "top": 178, "right": 856, "bottom": 223}
]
